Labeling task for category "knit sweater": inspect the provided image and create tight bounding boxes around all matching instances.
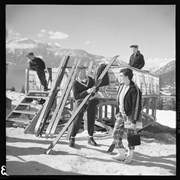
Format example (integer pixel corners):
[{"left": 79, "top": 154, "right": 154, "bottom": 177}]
[{"left": 73, "top": 76, "right": 95, "bottom": 101}]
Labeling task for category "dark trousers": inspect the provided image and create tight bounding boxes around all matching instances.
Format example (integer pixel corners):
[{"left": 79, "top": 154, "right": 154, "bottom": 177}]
[
  {"left": 70, "top": 98, "right": 99, "bottom": 138},
  {"left": 36, "top": 68, "right": 48, "bottom": 89}
]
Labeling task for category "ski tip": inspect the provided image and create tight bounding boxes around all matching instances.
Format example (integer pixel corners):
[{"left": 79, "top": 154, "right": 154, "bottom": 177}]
[
  {"left": 114, "top": 55, "right": 120, "bottom": 58},
  {"left": 45, "top": 150, "right": 50, "bottom": 155}
]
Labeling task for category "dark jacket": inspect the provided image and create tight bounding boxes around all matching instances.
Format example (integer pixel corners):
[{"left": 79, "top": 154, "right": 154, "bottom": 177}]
[
  {"left": 29, "top": 57, "right": 46, "bottom": 70},
  {"left": 116, "top": 81, "right": 142, "bottom": 124},
  {"left": 73, "top": 76, "right": 95, "bottom": 101},
  {"left": 129, "top": 50, "right": 145, "bottom": 69}
]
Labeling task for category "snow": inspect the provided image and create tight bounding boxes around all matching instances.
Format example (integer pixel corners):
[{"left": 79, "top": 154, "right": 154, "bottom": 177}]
[{"left": 155, "top": 110, "right": 176, "bottom": 129}]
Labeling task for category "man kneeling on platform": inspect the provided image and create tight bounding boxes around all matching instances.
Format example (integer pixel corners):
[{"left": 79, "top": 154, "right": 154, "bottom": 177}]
[
  {"left": 112, "top": 68, "right": 142, "bottom": 163},
  {"left": 68, "top": 65, "right": 99, "bottom": 147}
]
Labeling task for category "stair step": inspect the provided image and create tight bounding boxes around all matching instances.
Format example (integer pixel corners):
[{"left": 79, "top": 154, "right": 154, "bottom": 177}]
[
  {"left": 6, "top": 118, "right": 30, "bottom": 124},
  {"left": 27, "top": 91, "right": 49, "bottom": 97},
  {"left": 24, "top": 96, "right": 48, "bottom": 99},
  {"left": 19, "top": 102, "right": 42, "bottom": 106},
  {"left": 12, "top": 110, "right": 37, "bottom": 115}
]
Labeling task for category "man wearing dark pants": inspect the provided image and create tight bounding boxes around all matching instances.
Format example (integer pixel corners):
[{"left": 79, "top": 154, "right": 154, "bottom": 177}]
[
  {"left": 26, "top": 52, "right": 48, "bottom": 91},
  {"left": 69, "top": 65, "right": 99, "bottom": 147}
]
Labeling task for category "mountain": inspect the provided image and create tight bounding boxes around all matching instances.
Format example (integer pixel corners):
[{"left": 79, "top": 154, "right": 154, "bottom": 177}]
[
  {"left": 6, "top": 37, "right": 104, "bottom": 67},
  {"left": 6, "top": 37, "right": 176, "bottom": 94},
  {"left": 151, "top": 60, "right": 175, "bottom": 95},
  {"left": 6, "top": 37, "right": 106, "bottom": 91}
]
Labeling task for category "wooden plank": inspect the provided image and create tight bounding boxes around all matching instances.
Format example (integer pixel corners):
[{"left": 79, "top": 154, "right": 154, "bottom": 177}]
[
  {"left": 104, "top": 105, "right": 107, "bottom": 117},
  {"left": 24, "top": 108, "right": 43, "bottom": 134},
  {"left": 24, "top": 96, "right": 48, "bottom": 99},
  {"left": 34, "top": 56, "right": 70, "bottom": 135},
  {"left": 27, "top": 91, "right": 49, "bottom": 97},
  {"left": 48, "top": 59, "right": 81, "bottom": 137},
  {"left": 25, "top": 68, "right": 29, "bottom": 94},
  {"left": 45, "top": 58, "right": 81, "bottom": 137},
  {"left": 45, "top": 55, "right": 119, "bottom": 154},
  {"left": 111, "top": 104, "right": 115, "bottom": 122},
  {"left": 99, "top": 106, "right": 103, "bottom": 121},
  {"left": 146, "top": 98, "right": 150, "bottom": 114},
  {"left": 12, "top": 110, "right": 37, "bottom": 115}
]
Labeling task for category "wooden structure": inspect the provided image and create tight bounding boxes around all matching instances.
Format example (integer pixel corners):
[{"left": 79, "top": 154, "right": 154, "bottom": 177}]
[
  {"left": 6, "top": 91, "right": 49, "bottom": 127},
  {"left": 23, "top": 57, "right": 159, "bottom": 134},
  {"left": 96, "top": 62, "right": 159, "bottom": 123}
]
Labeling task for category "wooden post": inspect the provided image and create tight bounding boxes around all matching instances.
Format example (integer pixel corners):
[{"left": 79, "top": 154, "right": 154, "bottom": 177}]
[
  {"left": 111, "top": 104, "right": 115, "bottom": 122},
  {"left": 146, "top": 98, "right": 150, "bottom": 114},
  {"left": 151, "top": 97, "right": 156, "bottom": 119},
  {"left": 99, "top": 106, "right": 102, "bottom": 121},
  {"left": 25, "top": 68, "right": 29, "bottom": 94},
  {"left": 154, "top": 97, "right": 157, "bottom": 119},
  {"left": 105, "top": 105, "right": 107, "bottom": 118}
]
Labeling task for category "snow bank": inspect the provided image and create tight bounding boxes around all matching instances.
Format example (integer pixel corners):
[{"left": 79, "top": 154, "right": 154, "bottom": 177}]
[{"left": 155, "top": 110, "right": 176, "bottom": 129}]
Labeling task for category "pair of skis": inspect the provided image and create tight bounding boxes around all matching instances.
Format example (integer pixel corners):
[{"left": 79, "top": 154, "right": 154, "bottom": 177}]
[
  {"left": 34, "top": 56, "right": 70, "bottom": 136},
  {"left": 45, "top": 58, "right": 81, "bottom": 138},
  {"left": 45, "top": 55, "right": 119, "bottom": 154}
]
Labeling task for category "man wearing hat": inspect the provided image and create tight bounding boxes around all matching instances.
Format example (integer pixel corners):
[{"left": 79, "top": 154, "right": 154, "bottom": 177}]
[
  {"left": 26, "top": 52, "right": 48, "bottom": 91},
  {"left": 129, "top": 45, "right": 145, "bottom": 69},
  {"left": 68, "top": 65, "right": 99, "bottom": 147}
]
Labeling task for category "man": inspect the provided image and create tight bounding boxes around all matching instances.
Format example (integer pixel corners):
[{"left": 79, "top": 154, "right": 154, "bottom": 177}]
[
  {"left": 129, "top": 45, "right": 145, "bottom": 69},
  {"left": 68, "top": 65, "right": 99, "bottom": 147},
  {"left": 112, "top": 68, "right": 142, "bottom": 164},
  {"left": 26, "top": 52, "right": 48, "bottom": 91}
]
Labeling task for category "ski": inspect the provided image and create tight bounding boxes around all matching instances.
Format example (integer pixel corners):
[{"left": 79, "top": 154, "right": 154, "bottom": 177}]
[
  {"left": 45, "top": 58, "right": 81, "bottom": 137},
  {"left": 34, "top": 56, "right": 70, "bottom": 135}
]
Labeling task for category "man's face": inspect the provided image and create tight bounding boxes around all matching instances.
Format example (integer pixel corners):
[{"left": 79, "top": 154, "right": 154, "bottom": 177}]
[
  {"left": 119, "top": 72, "right": 128, "bottom": 84},
  {"left": 78, "top": 69, "right": 87, "bottom": 79},
  {"left": 132, "top": 47, "right": 138, "bottom": 54},
  {"left": 28, "top": 55, "right": 34, "bottom": 60}
]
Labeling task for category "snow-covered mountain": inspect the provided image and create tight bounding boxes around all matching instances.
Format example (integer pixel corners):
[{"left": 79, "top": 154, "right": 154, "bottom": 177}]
[
  {"left": 6, "top": 37, "right": 176, "bottom": 93},
  {"left": 6, "top": 37, "right": 104, "bottom": 67},
  {"left": 151, "top": 60, "right": 176, "bottom": 95}
]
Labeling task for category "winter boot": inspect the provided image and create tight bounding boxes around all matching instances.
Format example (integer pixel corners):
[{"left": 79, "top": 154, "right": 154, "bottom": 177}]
[
  {"left": 124, "top": 149, "right": 134, "bottom": 164},
  {"left": 112, "top": 148, "right": 126, "bottom": 161}
]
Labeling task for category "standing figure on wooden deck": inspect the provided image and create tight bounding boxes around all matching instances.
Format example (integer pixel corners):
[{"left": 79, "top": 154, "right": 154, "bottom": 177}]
[
  {"left": 26, "top": 52, "right": 48, "bottom": 91},
  {"left": 129, "top": 45, "right": 145, "bottom": 69},
  {"left": 112, "top": 68, "right": 142, "bottom": 163},
  {"left": 68, "top": 65, "right": 99, "bottom": 147}
]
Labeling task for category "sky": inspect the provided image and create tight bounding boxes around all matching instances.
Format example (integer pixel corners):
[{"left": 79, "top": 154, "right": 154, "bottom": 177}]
[{"left": 6, "top": 5, "right": 175, "bottom": 65}]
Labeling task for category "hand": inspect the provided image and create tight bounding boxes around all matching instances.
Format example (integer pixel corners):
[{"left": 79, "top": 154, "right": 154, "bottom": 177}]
[
  {"left": 124, "top": 121, "right": 136, "bottom": 130},
  {"left": 87, "top": 86, "right": 96, "bottom": 94},
  {"left": 89, "top": 93, "right": 97, "bottom": 100},
  {"left": 129, "top": 123, "right": 136, "bottom": 130}
]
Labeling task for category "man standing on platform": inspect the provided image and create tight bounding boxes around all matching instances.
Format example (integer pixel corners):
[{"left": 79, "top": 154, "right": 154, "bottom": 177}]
[
  {"left": 26, "top": 52, "right": 48, "bottom": 91},
  {"left": 129, "top": 45, "right": 145, "bottom": 69}
]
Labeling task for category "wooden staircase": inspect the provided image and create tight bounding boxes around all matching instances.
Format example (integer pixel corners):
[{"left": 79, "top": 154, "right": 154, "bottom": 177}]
[{"left": 6, "top": 91, "right": 49, "bottom": 128}]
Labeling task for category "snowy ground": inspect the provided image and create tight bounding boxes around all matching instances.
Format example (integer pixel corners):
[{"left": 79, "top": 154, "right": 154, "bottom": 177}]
[{"left": 6, "top": 91, "right": 176, "bottom": 175}]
